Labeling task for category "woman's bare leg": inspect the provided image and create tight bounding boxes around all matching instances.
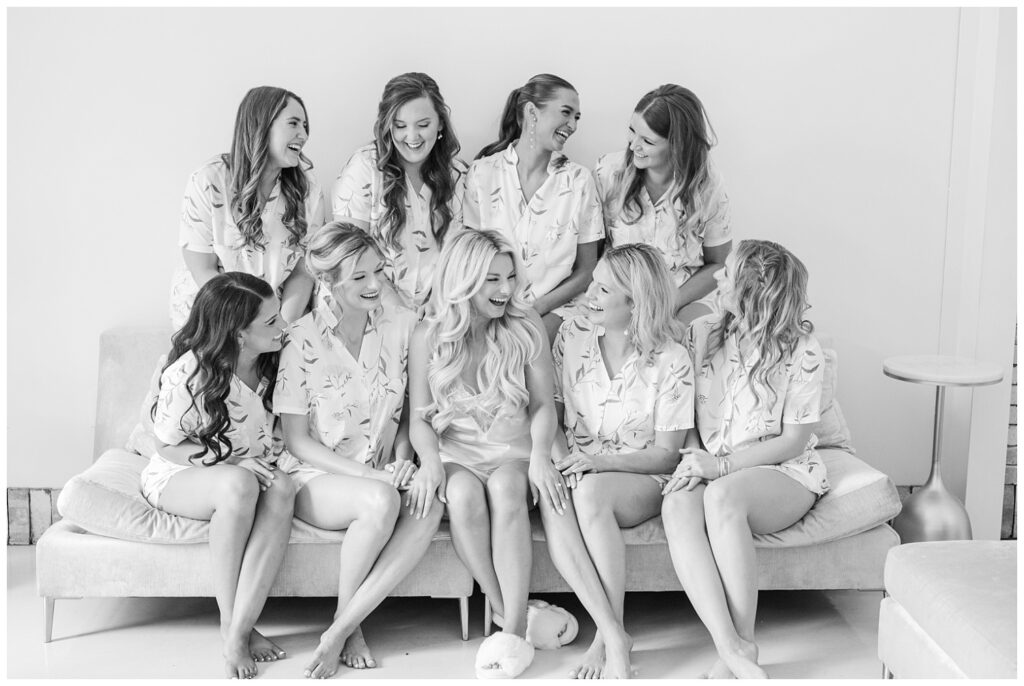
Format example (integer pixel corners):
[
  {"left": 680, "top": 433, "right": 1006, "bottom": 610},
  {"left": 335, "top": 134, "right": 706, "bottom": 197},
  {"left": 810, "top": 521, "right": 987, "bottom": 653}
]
[
  {"left": 293, "top": 474, "right": 400, "bottom": 679},
  {"left": 159, "top": 465, "right": 260, "bottom": 679},
  {"left": 662, "top": 484, "right": 763, "bottom": 679},
  {"left": 537, "top": 493, "right": 633, "bottom": 679},
  {"left": 304, "top": 498, "right": 444, "bottom": 678},
  {"left": 703, "top": 469, "right": 815, "bottom": 673},
  {"left": 484, "top": 461, "right": 533, "bottom": 637},
  {"left": 444, "top": 463, "right": 506, "bottom": 620},
  {"left": 571, "top": 473, "right": 661, "bottom": 678}
]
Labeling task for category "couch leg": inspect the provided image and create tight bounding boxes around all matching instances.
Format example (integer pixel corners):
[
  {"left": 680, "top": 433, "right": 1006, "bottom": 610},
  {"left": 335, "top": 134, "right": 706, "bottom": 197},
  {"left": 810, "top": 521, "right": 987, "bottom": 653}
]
[
  {"left": 459, "top": 597, "right": 469, "bottom": 641},
  {"left": 483, "top": 597, "right": 493, "bottom": 637},
  {"left": 882, "top": 663, "right": 893, "bottom": 679},
  {"left": 43, "top": 597, "right": 55, "bottom": 643}
]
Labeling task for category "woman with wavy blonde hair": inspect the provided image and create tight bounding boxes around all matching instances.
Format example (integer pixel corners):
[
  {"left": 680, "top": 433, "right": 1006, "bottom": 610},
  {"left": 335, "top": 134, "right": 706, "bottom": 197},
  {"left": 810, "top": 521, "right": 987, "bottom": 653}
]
[
  {"left": 333, "top": 72, "right": 467, "bottom": 312},
  {"left": 407, "top": 229, "right": 572, "bottom": 678},
  {"left": 595, "top": 84, "right": 731, "bottom": 327},
  {"left": 660, "top": 239, "right": 828, "bottom": 679},
  {"left": 274, "top": 222, "right": 441, "bottom": 679},
  {"left": 169, "top": 86, "right": 325, "bottom": 329},
  {"left": 542, "top": 243, "right": 695, "bottom": 679}
]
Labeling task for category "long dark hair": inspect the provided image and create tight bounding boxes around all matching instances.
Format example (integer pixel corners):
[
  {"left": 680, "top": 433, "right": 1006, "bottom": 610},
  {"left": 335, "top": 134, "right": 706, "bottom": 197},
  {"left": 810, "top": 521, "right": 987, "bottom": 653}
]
[
  {"left": 616, "top": 84, "right": 716, "bottom": 233},
  {"left": 476, "top": 73, "right": 576, "bottom": 169},
  {"left": 373, "top": 72, "right": 463, "bottom": 250},
  {"left": 222, "top": 86, "right": 312, "bottom": 251},
  {"left": 152, "top": 273, "right": 279, "bottom": 466}
]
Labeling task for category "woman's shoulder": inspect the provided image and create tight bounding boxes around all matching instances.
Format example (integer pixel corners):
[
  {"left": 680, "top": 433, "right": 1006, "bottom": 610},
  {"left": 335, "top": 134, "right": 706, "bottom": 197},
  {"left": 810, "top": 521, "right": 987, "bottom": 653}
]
[
  {"left": 594, "top": 150, "right": 626, "bottom": 175},
  {"left": 792, "top": 331, "right": 823, "bottom": 359},
  {"left": 560, "top": 314, "right": 595, "bottom": 339},
  {"left": 161, "top": 349, "right": 199, "bottom": 385},
  {"left": 469, "top": 147, "right": 509, "bottom": 172},
  {"left": 189, "top": 156, "right": 230, "bottom": 183},
  {"left": 339, "top": 143, "right": 378, "bottom": 175},
  {"left": 450, "top": 156, "right": 470, "bottom": 175}
]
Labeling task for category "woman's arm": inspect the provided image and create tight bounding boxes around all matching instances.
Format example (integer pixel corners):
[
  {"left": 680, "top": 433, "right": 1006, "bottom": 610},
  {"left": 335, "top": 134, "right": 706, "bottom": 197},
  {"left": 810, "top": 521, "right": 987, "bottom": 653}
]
[
  {"left": 406, "top": 324, "right": 447, "bottom": 517},
  {"left": 523, "top": 309, "right": 567, "bottom": 513},
  {"left": 533, "top": 240, "right": 601, "bottom": 315},
  {"left": 280, "top": 413, "right": 391, "bottom": 482},
  {"left": 674, "top": 241, "right": 731, "bottom": 311},
  {"left": 674, "top": 422, "right": 814, "bottom": 486},
  {"left": 558, "top": 429, "right": 687, "bottom": 477},
  {"left": 279, "top": 260, "right": 315, "bottom": 324},
  {"left": 182, "top": 248, "right": 220, "bottom": 289}
]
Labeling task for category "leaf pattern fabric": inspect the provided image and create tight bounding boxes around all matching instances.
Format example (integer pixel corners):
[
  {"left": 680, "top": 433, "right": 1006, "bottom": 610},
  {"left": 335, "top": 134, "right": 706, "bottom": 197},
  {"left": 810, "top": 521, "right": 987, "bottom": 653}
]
[
  {"left": 594, "top": 152, "right": 731, "bottom": 288},
  {"left": 553, "top": 316, "right": 694, "bottom": 456},
  {"left": 686, "top": 316, "right": 830, "bottom": 495},
  {"left": 151, "top": 350, "right": 277, "bottom": 462},
  {"left": 274, "top": 286, "right": 415, "bottom": 469},
  {"left": 331, "top": 144, "right": 468, "bottom": 310},
  {"left": 463, "top": 145, "right": 604, "bottom": 301},
  {"left": 169, "top": 157, "right": 326, "bottom": 329}
]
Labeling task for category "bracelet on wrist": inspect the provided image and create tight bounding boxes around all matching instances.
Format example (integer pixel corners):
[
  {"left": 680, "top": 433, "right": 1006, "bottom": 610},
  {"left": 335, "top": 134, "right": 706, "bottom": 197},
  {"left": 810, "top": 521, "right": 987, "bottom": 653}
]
[{"left": 718, "top": 456, "right": 732, "bottom": 479}]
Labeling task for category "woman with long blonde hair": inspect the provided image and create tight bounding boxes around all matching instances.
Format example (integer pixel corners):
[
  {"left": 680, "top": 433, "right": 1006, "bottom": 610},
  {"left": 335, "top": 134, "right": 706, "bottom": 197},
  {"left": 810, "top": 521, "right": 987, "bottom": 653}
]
[
  {"left": 541, "top": 243, "right": 695, "bottom": 679},
  {"left": 407, "top": 229, "right": 571, "bottom": 678},
  {"left": 274, "top": 222, "right": 442, "bottom": 679},
  {"left": 595, "top": 84, "right": 731, "bottom": 327},
  {"left": 169, "top": 86, "right": 325, "bottom": 329},
  {"left": 661, "top": 239, "right": 829, "bottom": 679}
]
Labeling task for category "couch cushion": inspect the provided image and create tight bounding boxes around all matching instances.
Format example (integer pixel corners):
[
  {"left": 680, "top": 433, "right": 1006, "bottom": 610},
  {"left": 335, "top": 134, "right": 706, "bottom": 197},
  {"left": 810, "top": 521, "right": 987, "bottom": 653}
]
[
  {"left": 884, "top": 541, "right": 1017, "bottom": 678},
  {"left": 810, "top": 349, "right": 855, "bottom": 452},
  {"left": 56, "top": 449, "right": 421, "bottom": 545},
  {"left": 533, "top": 449, "right": 901, "bottom": 549}
]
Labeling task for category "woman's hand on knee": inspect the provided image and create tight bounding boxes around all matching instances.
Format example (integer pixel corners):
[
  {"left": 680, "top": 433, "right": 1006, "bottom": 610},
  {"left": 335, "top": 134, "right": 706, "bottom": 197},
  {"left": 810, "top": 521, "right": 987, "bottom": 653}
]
[
  {"left": 406, "top": 459, "right": 446, "bottom": 519},
  {"left": 234, "top": 457, "right": 278, "bottom": 492},
  {"left": 529, "top": 456, "right": 568, "bottom": 515}
]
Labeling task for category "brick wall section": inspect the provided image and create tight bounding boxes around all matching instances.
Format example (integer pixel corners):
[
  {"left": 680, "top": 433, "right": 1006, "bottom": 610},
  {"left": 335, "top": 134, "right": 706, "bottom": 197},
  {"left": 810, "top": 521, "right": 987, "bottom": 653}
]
[{"left": 1003, "top": 326, "right": 1017, "bottom": 539}]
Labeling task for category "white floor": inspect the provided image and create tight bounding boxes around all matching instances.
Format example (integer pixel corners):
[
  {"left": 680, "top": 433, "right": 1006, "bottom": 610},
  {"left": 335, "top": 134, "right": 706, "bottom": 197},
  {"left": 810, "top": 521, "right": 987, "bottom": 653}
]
[{"left": 8, "top": 545, "right": 883, "bottom": 679}]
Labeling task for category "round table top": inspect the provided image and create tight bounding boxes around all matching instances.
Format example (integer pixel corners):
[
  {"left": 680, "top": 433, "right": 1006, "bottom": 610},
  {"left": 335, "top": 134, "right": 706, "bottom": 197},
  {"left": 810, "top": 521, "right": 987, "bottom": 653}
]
[{"left": 883, "top": 355, "right": 1004, "bottom": 386}]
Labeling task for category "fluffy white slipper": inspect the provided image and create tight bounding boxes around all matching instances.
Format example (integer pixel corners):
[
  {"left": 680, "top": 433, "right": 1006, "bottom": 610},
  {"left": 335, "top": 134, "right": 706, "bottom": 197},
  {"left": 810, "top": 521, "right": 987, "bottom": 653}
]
[
  {"left": 475, "top": 631, "right": 535, "bottom": 679},
  {"left": 525, "top": 599, "right": 579, "bottom": 650}
]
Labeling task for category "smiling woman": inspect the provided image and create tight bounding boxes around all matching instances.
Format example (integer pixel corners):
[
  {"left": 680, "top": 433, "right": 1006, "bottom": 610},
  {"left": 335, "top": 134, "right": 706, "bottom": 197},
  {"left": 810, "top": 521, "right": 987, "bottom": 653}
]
[
  {"left": 596, "top": 84, "right": 732, "bottom": 327},
  {"left": 332, "top": 73, "right": 468, "bottom": 314},
  {"left": 464, "top": 74, "right": 604, "bottom": 344},
  {"left": 168, "top": 86, "right": 326, "bottom": 330}
]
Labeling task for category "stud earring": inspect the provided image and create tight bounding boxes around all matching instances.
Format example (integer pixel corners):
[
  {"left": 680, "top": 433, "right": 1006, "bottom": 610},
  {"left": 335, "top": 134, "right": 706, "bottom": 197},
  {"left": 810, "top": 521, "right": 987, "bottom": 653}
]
[{"left": 438, "top": 132, "right": 444, "bottom": 140}]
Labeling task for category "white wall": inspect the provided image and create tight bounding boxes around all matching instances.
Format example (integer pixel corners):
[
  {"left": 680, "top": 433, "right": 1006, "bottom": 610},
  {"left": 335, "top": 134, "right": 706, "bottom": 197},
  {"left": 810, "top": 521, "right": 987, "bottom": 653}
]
[{"left": 7, "top": 8, "right": 1015, "bottom": 501}]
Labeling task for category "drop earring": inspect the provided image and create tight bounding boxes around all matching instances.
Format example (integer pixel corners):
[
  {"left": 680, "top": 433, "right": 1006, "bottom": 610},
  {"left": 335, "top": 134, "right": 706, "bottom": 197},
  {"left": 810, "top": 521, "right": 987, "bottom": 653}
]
[
  {"left": 438, "top": 131, "right": 444, "bottom": 140},
  {"left": 529, "top": 118, "right": 537, "bottom": 151}
]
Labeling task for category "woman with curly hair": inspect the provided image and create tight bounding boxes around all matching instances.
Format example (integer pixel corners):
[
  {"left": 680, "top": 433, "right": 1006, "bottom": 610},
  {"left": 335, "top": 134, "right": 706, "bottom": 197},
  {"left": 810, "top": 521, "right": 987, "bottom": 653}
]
[
  {"left": 332, "top": 72, "right": 467, "bottom": 312},
  {"left": 661, "top": 240, "right": 829, "bottom": 679},
  {"left": 540, "top": 244, "right": 694, "bottom": 679},
  {"left": 274, "top": 222, "right": 441, "bottom": 679},
  {"left": 169, "top": 86, "right": 326, "bottom": 329},
  {"left": 143, "top": 272, "right": 295, "bottom": 679},
  {"left": 465, "top": 74, "right": 604, "bottom": 343},
  {"left": 595, "top": 84, "right": 731, "bottom": 326},
  {"left": 407, "top": 229, "right": 571, "bottom": 678}
]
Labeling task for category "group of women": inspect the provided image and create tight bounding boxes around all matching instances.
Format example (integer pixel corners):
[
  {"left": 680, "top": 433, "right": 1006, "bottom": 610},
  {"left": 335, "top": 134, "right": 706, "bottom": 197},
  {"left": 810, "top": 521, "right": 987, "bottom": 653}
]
[{"left": 142, "top": 72, "right": 829, "bottom": 680}]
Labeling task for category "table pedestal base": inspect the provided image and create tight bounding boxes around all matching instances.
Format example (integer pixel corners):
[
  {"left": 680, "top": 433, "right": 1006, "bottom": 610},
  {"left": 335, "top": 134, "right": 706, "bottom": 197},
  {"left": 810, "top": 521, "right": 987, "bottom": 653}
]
[{"left": 892, "top": 476, "right": 972, "bottom": 543}]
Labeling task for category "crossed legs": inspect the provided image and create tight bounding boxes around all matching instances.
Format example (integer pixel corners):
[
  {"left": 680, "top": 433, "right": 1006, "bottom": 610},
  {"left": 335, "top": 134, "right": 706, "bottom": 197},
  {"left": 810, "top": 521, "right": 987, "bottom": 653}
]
[
  {"left": 661, "top": 468, "right": 816, "bottom": 679},
  {"left": 159, "top": 464, "right": 296, "bottom": 679},
  {"left": 295, "top": 473, "right": 443, "bottom": 679}
]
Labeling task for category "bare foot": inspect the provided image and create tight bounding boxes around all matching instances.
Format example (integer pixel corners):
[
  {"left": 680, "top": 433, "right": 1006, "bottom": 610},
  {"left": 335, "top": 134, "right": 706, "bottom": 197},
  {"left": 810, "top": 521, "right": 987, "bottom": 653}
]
[
  {"left": 225, "top": 634, "right": 258, "bottom": 679},
  {"left": 570, "top": 633, "right": 605, "bottom": 679},
  {"left": 717, "top": 637, "right": 765, "bottom": 679},
  {"left": 701, "top": 658, "right": 733, "bottom": 679},
  {"left": 250, "top": 629, "right": 286, "bottom": 663},
  {"left": 602, "top": 629, "right": 635, "bottom": 680},
  {"left": 304, "top": 627, "right": 349, "bottom": 679},
  {"left": 340, "top": 625, "right": 377, "bottom": 669}
]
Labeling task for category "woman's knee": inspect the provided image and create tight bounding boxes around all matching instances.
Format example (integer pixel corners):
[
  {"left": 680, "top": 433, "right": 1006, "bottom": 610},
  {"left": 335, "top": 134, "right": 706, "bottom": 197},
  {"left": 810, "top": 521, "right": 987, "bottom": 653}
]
[
  {"left": 662, "top": 488, "right": 706, "bottom": 530},
  {"left": 213, "top": 466, "right": 260, "bottom": 509},
  {"left": 703, "top": 478, "right": 745, "bottom": 526},
  {"left": 570, "top": 474, "right": 611, "bottom": 520},
  {"left": 261, "top": 472, "right": 297, "bottom": 512},
  {"left": 359, "top": 480, "right": 401, "bottom": 523},
  {"left": 485, "top": 467, "right": 528, "bottom": 511},
  {"left": 445, "top": 472, "right": 487, "bottom": 519}
]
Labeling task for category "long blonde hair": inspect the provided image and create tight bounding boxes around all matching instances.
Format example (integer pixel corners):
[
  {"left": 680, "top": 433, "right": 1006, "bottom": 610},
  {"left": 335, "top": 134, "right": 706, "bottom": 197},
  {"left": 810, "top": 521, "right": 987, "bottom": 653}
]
[
  {"left": 423, "top": 229, "right": 542, "bottom": 432},
  {"left": 603, "top": 243, "right": 683, "bottom": 365},
  {"left": 706, "top": 239, "right": 814, "bottom": 409}
]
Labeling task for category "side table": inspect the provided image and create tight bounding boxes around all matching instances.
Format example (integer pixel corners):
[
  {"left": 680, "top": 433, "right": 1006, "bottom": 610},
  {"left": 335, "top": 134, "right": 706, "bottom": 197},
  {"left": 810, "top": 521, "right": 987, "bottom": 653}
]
[{"left": 883, "top": 355, "right": 1003, "bottom": 543}]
